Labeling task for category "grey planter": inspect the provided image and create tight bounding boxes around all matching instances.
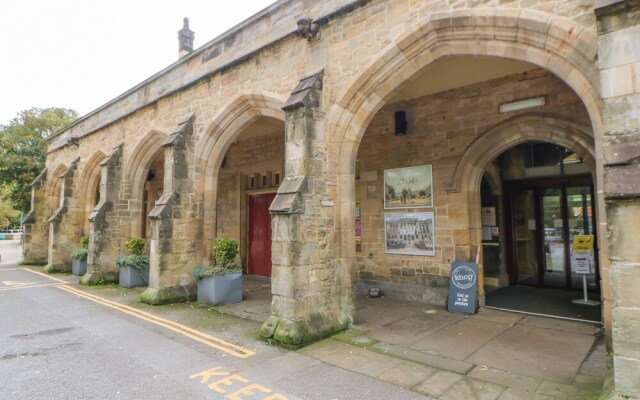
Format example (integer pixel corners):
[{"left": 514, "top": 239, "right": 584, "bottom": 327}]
[
  {"left": 72, "top": 259, "right": 87, "bottom": 276},
  {"left": 119, "top": 264, "right": 149, "bottom": 288},
  {"left": 197, "top": 271, "right": 243, "bottom": 306}
]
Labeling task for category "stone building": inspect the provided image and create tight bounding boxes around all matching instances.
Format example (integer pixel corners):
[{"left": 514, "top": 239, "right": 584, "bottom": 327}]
[{"left": 21, "top": 0, "right": 640, "bottom": 397}]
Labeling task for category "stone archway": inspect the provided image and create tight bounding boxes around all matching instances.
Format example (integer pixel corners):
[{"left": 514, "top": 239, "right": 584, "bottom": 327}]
[
  {"left": 195, "top": 91, "right": 286, "bottom": 259},
  {"left": 326, "top": 7, "right": 604, "bottom": 319},
  {"left": 124, "top": 130, "right": 169, "bottom": 238},
  {"left": 77, "top": 151, "right": 105, "bottom": 236}
]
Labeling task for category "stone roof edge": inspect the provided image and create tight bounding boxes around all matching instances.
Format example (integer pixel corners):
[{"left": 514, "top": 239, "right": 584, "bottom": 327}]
[
  {"left": 47, "top": 0, "right": 369, "bottom": 149},
  {"left": 46, "top": 0, "right": 288, "bottom": 143}
]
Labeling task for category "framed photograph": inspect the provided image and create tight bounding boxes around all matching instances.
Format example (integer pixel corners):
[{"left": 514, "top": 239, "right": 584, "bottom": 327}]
[
  {"left": 384, "top": 165, "right": 433, "bottom": 209},
  {"left": 384, "top": 212, "right": 435, "bottom": 256}
]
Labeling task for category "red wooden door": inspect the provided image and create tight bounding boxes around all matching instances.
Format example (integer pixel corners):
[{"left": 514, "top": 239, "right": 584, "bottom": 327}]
[{"left": 248, "top": 192, "right": 276, "bottom": 277}]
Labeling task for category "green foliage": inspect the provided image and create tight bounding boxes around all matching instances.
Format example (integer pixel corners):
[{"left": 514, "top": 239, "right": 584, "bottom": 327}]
[
  {"left": 192, "top": 264, "right": 242, "bottom": 280},
  {"left": 116, "top": 254, "right": 149, "bottom": 271},
  {"left": 0, "top": 107, "right": 78, "bottom": 213},
  {"left": 213, "top": 236, "right": 239, "bottom": 268},
  {"left": 192, "top": 237, "right": 241, "bottom": 280},
  {"left": 125, "top": 237, "right": 145, "bottom": 256},
  {"left": 80, "top": 236, "right": 90, "bottom": 249},
  {"left": 71, "top": 248, "right": 88, "bottom": 261},
  {"left": 0, "top": 186, "right": 19, "bottom": 228}
]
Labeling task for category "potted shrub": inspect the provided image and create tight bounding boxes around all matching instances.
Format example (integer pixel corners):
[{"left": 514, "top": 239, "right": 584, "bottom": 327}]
[
  {"left": 71, "top": 236, "right": 89, "bottom": 276},
  {"left": 193, "top": 237, "right": 243, "bottom": 306},
  {"left": 116, "top": 237, "right": 149, "bottom": 288}
]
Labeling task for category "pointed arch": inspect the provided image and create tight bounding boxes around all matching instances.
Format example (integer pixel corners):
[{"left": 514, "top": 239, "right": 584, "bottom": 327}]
[
  {"left": 195, "top": 91, "right": 286, "bottom": 257},
  {"left": 328, "top": 8, "right": 603, "bottom": 260},
  {"left": 46, "top": 163, "right": 67, "bottom": 216},
  {"left": 77, "top": 151, "right": 106, "bottom": 235},
  {"left": 125, "top": 130, "right": 169, "bottom": 204}
]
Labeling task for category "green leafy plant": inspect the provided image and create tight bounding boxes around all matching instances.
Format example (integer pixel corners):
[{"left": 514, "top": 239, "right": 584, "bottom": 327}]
[
  {"left": 117, "top": 237, "right": 149, "bottom": 283},
  {"left": 193, "top": 237, "right": 241, "bottom": 280},
  {"left": 71, "top": 236, "right": 90, "bottom": 260},
  {"left": 71, "top": 248, "right": 88, "bottom": 261},
  {"left": 125, "top": 237, "right": 145, "bottom": 256}
]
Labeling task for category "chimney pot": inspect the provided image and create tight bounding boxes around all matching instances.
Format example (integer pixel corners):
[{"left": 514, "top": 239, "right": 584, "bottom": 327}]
[{"left": 178, "top": 17, "right": 195, "bottom": 58}]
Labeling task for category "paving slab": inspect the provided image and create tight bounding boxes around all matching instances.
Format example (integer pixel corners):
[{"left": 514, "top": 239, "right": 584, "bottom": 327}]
[
  {"left": 364, "top": 311, "right": 463, "bottom": 346},
  {"left": 377, "top": 360, "right": 437, "bottom": 389},
  {"left": 518, "top": 316, "right": 598, "bottom": 335},
  {"left": 497, "top": 387, "right": 553, "bottom": 400},
  {"left": 410, "top": 318, "right": 509, "bottom": 360},
  {"left": 536, "top": 380, "right": 601, "bottom": 400},
  {"left": 412, "top": 370, "right": 464, "bottom": 397},
  {"left": 355, "top": 298, "right": 423, "bottom": 328},
  {"left": 473, "top": 308, "right": 525, "bottom": 326},
  {"left": 372, "top": 342, "right": 475, "bottom": 375},
  {"left": 468, "top": 366, "right": 542, "bottom": 392},
  {"left": 311, "top": 341, "right": 404, "bottom": 378},
  {"left": 466, "top": 324, "right": 595, "bottom": 383},
  {"left": 439, "top": 376, "right": 506, "bottom": 400}
]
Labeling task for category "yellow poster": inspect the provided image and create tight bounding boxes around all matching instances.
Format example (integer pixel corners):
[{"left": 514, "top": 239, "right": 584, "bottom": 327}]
[{"left": 573, "top": 235, "right": 594, "bottom": 251}]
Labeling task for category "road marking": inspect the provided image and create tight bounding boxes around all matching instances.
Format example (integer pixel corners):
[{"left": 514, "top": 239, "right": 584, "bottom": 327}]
[
  {"left": 191, "top": 366, "right": 288, "bottom": 399},
  {"left": 0, "top": 268, "right": 24, "bottom": 272},
  {"left": 2, "top": 280, "right": 39, "bottom": 287},
  {"left": 21, "top": 268, "right": 68, "bottom": 284},
  {"left": 21, "top": 267, "right": 255, "bottom": 359},
  {"left": 0, "top": 282, "right": 64, "bottom": 291}
]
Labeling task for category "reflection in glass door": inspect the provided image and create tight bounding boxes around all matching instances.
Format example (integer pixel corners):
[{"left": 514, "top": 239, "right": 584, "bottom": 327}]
[
  {"left": 507, "top": 181, "right": 598, "bottom": 290},
  {"left": 542, "top": 188, "right": 566, "bottom": 288}
]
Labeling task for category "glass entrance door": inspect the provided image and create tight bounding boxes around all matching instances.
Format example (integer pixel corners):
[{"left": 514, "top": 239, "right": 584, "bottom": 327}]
[{"left": 507, "top": 181, "right": 598, "bottom": 290}]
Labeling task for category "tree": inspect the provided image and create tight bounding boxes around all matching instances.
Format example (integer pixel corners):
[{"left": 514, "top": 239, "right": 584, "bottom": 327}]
[
  {"left": 0, "top": 107, "right": 78, "bottom": 213},
  {"left": 0, "top": 187, "right": 19, "bottom": 228}
]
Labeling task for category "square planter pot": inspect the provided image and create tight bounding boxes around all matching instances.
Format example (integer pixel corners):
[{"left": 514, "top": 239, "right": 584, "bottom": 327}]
[
  {"left": 119, "top": 264, "right": 149, "bottom": 288},
  {"left": 72, "top": 259, "right": 87, "bottom": 276},
  {"left": 197, "top": 271, "right": 243, "bottom": 306}
]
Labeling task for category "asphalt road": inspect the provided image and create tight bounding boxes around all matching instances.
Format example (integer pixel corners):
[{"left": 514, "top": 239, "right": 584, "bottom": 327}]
[{"left": 0, "top": 240, "right": 428, "bottom": 400}]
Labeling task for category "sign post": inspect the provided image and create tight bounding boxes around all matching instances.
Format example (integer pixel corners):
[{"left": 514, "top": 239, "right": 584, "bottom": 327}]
[
  {"left": 447, "top": 261, "right": 478, "bottom": 314},
  {"left": 571, "top": 235, "right": 599, "bottom": 306}
]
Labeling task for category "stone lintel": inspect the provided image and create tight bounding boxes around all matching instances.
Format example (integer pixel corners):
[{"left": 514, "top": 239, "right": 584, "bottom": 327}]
[
  {"left": 595, "top": 0, "right": 640, "bottom": 33},
  {"left": 60, "top": 157, "right": 80, "bottom": 178},
  {"left": 149, "top": 192, "right": 180, "bottom": 220},
  {"left": 88, "top": 201, "right": 112, "bottom": 222},
  {"left": 282, "top": 71, "right": 323, "bottom": 111},
  {"left": 30, "top": 168, "right": 47, "bottom": 187},
  {"left": 270, "top": 176, "right": 308, "bottom": 215},
  {"left": 100, "top": 143, "right": 123, "bottom": 167},
  {"left": 163, "top": 115, "right": 194, "bottom": 148},
  {"left": 21, "top": 210, "right": 36, "bottom": 225},
  {"left": 604, "top": 164, "right": 640, "bottom": 198},
  {"left": 48, "top": 206, "right": 67, "bottom": 223}
]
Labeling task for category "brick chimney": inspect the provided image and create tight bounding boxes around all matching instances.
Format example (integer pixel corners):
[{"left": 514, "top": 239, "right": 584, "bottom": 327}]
[{"left": 178, "top": 18, "right": 195, "bottom": 58}]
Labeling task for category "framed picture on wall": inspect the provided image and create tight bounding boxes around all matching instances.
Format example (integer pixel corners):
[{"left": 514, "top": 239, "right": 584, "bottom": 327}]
[
  {"left": 384, "top": 165, "right": 433, "bottom": 209},
  {"left": 384, "top": 212, "right": 435, "bottom": 256}
]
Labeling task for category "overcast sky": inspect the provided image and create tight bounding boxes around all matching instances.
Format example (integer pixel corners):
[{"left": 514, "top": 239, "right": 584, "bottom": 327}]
[{"left": 0, "top": 0, "right": 276, "bottom": 125}]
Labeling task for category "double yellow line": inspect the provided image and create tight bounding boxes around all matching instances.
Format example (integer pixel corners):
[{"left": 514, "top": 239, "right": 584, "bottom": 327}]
[{"left": 22, "top": 268, "right": 255, "bottom": 359}]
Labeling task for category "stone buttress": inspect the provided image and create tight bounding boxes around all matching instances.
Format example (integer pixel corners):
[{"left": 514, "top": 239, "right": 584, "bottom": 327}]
[{"left": 21, "top": 169, "right": 48, "bottom": 265}]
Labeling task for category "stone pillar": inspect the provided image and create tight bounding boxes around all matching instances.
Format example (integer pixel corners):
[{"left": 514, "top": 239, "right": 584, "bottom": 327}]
[
  {"left": 140, "top": 115, "right": 198, "bottom": 305},
  {"left": 45, "top": 158, "right": 80, "bottom": 273},
  {"left": 596, "top": 1, "right": 640, "bottom": 398},
  {"left": 21, "top": 169, "right": 48, "bottom": 265},
  {"left": 80, "top": 144, "right": 123, "bottom": 285},
  {"left": 260, "top": 71, "right": 352, "bottom": 346}
]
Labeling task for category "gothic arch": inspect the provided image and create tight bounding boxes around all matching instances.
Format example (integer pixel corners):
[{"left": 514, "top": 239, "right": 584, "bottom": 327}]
[
  {"left": 46, "top": 163, "right": 67, "bottom": 216},
  {"left": 195, "top": 91, "right": 286, "bottom": 257},
  {"left": 328, "top": 8, "right": 603, "bottom": 259},
  {"left": 77, "top": 151, "right": 106, "bottom": 235}
]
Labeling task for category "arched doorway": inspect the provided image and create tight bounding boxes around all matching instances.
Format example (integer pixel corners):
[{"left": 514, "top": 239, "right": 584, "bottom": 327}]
[{"left": 483, "top": 142, "right": 601, "bottom": 322}]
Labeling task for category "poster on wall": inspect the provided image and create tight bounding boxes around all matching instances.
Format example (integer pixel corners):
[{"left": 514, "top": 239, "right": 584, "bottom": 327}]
[
  {"left": 384, "top": 212, "right": 435, "bottom": 256},
  {"left": 384, "top": 165, "right": 433, "bottom": 209}
]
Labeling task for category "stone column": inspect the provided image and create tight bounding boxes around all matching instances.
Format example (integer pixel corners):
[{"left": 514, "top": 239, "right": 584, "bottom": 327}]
[
  {"left": 21, "top": 169, "right": 48, "bottom": 265},
  {"left": 80, "top": 144, "right": 123, "bottom": 285},
  {"left": 140, "top": 115, "right": 198, "bottom": 305},
  {"left": 45, "top": 158, "right": 80, "bottom": 273},
  {"left": 261, "top": 71, "right": 352, "bottom": 346},
  {"left": 596, "top": 1, "right": 640, "bottom": 398}
]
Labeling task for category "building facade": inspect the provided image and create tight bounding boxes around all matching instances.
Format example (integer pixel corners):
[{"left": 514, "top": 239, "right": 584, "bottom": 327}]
[{"left": 22, "top": 0, "right": 640, "bottom": 397}]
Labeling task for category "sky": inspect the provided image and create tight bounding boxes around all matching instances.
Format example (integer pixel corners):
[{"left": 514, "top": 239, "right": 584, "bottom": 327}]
[{"left": 0, "top": 0, "right": 276, "bottom": 125}]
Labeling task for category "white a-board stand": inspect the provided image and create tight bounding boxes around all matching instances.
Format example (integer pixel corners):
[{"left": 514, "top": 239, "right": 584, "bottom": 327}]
[{"left": 571, "top": 235, "right": 600, "bottom": 306}]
